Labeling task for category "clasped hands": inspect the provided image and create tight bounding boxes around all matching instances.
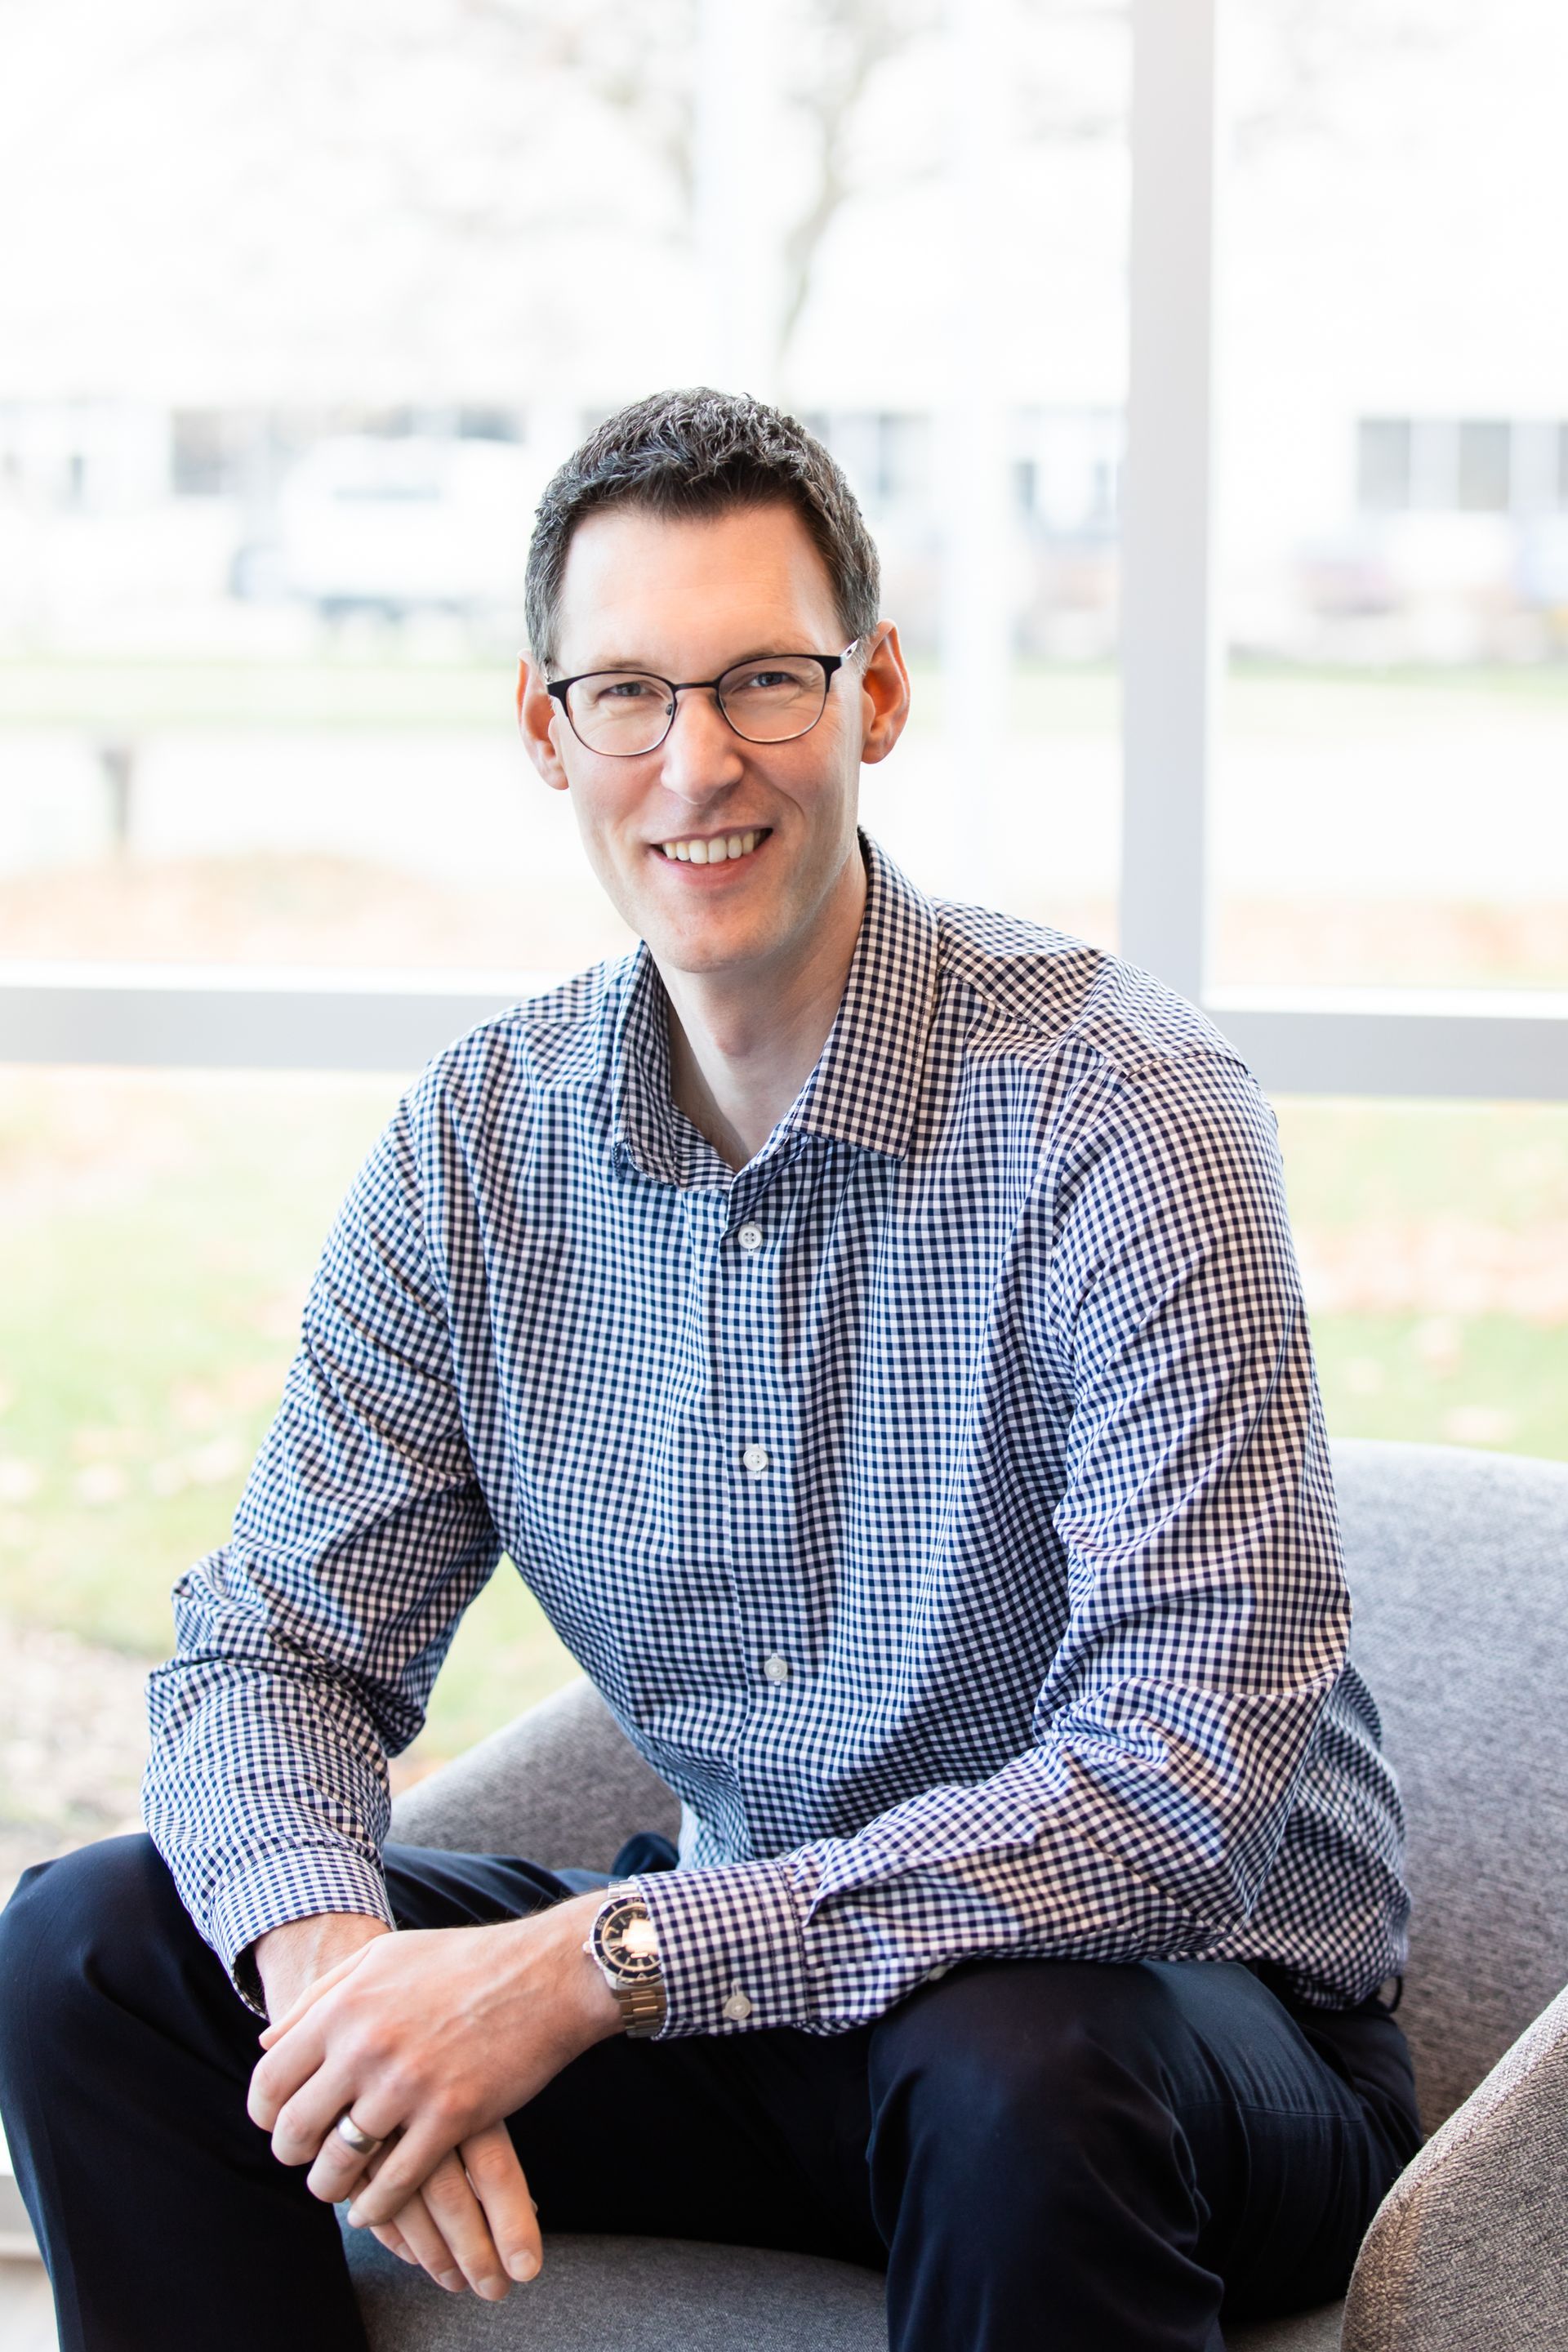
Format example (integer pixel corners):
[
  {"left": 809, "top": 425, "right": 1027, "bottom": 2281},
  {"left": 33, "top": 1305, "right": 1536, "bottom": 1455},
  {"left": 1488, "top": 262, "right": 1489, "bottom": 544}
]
[{"left": 246, "top": 1892, "right": 620, "bottom": 2301}]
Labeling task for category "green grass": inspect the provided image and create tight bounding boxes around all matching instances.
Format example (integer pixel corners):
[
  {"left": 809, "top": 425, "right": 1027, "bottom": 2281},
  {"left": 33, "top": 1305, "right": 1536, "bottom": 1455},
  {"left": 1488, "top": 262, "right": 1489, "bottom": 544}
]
[
  {"left": 1273, "top": 1097, "right": 1568, "bottom": 1229},
  {"left": 0, "top": 1068, "right": 581, "bottom": 1770},
  {"left": 1, "top": 1074, "right": 1564, "bottom": 1774},
  {"left": 1311, "top": 1313, "right": 1568, "bottom": 1461},
  {"left": 1273, "top": 1098, "right": 1568, "bottom": 1463}
]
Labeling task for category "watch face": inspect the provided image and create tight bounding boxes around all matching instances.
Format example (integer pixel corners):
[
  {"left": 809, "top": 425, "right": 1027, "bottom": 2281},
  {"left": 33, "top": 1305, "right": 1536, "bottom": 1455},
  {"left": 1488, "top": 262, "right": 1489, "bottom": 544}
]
[{"left": 595, "top": 1894, "right": 662, "bottom": 1983}]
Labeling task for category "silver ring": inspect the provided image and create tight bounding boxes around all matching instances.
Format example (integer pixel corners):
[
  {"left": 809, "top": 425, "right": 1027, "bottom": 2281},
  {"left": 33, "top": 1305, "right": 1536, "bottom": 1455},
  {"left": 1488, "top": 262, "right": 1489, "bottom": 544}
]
[{"left": 335, "top": 2109, "right": 383, "bottom": 2158}]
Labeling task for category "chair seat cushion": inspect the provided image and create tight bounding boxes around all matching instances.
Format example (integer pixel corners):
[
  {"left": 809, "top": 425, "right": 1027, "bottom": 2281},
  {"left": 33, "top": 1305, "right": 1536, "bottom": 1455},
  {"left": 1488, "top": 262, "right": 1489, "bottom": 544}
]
[
  {"left": 1228, "top": 2307, "right": 1343, "bottom": 2351},
  {"left": 346, "top": 2225, "right": 890, "bottom": 2350},
  {"left": 347, "top": 2221, "right": 1343, "bottom": 2351}
]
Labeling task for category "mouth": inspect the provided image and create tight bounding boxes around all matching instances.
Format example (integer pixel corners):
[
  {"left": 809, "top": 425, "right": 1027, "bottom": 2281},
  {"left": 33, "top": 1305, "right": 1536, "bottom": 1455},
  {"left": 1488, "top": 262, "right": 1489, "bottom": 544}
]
[{"left": 653, "top": 827, "right": 773, "bottom": 866}]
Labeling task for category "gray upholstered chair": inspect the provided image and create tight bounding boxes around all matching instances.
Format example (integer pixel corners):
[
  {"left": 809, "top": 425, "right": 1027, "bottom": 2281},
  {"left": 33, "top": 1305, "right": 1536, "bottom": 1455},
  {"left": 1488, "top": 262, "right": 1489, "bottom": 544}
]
[{"left": 350, "top": 1438, "right": 1568, "bottom": 2350}]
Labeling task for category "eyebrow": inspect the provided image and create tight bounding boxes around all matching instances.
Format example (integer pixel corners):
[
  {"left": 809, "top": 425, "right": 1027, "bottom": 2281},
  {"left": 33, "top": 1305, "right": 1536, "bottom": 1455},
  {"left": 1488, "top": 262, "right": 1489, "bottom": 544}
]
[{"left": 564, "top": 643, "right": 824, "bottom": 677}]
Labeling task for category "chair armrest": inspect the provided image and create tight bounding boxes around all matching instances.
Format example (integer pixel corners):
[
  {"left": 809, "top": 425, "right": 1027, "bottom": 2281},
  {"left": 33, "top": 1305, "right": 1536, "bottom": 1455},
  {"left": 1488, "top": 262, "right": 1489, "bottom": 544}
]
[
  {"left": 389, "top": 1677, "right": 680, "bottom": 1871},
  {"left": 1343, "top": 1980, "right": 1568, "bottom": 2352}
]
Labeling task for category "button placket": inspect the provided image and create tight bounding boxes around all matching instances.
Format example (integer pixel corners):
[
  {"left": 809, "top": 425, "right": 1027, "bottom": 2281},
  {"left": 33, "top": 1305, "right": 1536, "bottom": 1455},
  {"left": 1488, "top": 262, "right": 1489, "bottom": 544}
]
[{"left": 718, "top": 1153, "right": 810, "bottom": 1803}]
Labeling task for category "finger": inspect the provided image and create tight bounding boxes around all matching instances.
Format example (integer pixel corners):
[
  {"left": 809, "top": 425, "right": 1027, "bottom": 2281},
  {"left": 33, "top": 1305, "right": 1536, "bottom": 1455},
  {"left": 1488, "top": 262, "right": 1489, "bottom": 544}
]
[
  {"left": 378, "top": 2189, "right": 472, "bottom": 2295},
  {"left": 302, "top": 2097, "right": 405, "bottom": 2204},
  {"left": 264, "top": 2056, "right": 365, "bottom": 2173},
  {"left": 404, "top": 2150, "right": 512, "bottom": 2301},
  {"left": 247, "top": 2009, "right": 332, "bottom": 2132},
  {"left": 357, "top": 2135, "right": 415, "bottom": 2254},
  {"left": 341, "top": 2110, "right": 472, "bottom": 2228},
  {"left": 461, "top": 2123, "right": 542, "bottom": 2283},
  {"left": 369, "top": 2220, "right": 419, "bottom": 2268},
  {"left": 267, "top": 2050, "right": 366, "bottom": 2175},
  {"left": 259, "top": 1944, "right": 377, "bottom": 2047},
  {"left": 352, "top": 2136, "right": 404, "bottom": 2220}
]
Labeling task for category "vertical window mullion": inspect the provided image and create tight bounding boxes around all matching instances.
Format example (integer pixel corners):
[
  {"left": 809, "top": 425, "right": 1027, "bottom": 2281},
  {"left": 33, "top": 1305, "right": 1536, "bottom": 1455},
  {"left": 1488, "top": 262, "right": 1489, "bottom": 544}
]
[{"left": 1119, "top": 0, "right": 1221, "bottom": 1005}]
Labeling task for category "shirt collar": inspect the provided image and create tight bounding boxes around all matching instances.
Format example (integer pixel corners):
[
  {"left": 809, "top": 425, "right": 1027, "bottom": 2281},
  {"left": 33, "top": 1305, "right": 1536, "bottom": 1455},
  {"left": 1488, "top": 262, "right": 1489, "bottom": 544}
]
[
  {"left": 608, "top": 831, "right": 941, "bottom": 1182},
  {"left": 608, "top": 943, "right": 693, "bottom": 1187},
  {"left": 795, "top": 831, "right": 940, "bottom": 1161}
]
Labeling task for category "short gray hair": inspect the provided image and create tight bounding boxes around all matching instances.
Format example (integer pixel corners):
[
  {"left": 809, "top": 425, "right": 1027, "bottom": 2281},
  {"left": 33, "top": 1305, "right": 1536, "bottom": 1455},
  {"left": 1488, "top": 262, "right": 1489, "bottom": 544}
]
[{"left": 524, "top": 386, "right": 880, "bottom": 669}]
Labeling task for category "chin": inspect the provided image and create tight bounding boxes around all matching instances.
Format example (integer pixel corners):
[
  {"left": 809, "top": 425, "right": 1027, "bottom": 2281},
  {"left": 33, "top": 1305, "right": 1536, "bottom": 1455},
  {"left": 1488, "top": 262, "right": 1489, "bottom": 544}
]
[{"left": 647, "top": 919, "right": 770, "bottom": 977}]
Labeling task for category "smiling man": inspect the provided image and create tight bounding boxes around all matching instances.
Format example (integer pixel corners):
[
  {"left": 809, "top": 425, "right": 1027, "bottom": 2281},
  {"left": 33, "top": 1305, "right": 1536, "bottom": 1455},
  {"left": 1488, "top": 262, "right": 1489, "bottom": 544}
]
[{"left": 0, "top": 390, "right": 1418, "bottom": 2352}]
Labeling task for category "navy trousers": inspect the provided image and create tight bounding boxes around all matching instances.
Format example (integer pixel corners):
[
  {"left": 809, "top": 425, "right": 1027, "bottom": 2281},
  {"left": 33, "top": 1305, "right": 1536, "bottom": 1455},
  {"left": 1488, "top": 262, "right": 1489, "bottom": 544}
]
[{"left": 0, "top": 1835, "right": 1419, "bottom": 2352}]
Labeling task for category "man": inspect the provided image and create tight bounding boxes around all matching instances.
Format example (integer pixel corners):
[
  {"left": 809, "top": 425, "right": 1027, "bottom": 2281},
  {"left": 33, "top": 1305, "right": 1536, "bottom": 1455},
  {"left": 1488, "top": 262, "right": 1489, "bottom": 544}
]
[{"left": 0, "top": 389, "right": 1416, "bottom": 2352}]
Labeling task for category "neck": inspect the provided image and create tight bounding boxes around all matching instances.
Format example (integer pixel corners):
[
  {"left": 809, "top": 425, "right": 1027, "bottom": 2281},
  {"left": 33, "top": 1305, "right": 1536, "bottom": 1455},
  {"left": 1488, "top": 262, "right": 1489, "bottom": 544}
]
[{"left": 659, "top": 844, "right": 868, "bottom": 1171}]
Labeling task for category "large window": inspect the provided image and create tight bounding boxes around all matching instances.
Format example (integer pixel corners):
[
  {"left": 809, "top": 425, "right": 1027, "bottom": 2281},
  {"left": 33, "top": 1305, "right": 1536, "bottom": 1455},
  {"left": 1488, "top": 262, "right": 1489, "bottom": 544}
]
[
  {"left": 0, "top": 2, "right": 1132, "bottom": 1010},
  {"left": 4, "top": 1071, "right": 1563, "bottom": 1912},
  {"left": 0, "top": 1067, "right": 581, "bottom": 1905},
  {"left": 2, "top": 0, "right": 1565, "bottom": 1914},
  {"left": 1212, "top": 0, "right": 1568, "bottom": 1000}
]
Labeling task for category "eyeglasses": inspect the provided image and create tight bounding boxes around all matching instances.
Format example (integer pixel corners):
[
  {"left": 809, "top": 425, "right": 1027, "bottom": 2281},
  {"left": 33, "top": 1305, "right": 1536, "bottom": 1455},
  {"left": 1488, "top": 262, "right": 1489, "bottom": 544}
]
[{"left": 546, "top": 642, "right": 860, "bottom": 758}]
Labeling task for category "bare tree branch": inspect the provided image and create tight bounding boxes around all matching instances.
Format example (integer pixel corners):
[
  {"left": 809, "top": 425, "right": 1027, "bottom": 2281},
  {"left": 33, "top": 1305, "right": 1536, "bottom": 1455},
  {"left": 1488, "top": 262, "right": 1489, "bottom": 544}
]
[{"left": 775, "top": 0, "right": 939, "bottom": 373}]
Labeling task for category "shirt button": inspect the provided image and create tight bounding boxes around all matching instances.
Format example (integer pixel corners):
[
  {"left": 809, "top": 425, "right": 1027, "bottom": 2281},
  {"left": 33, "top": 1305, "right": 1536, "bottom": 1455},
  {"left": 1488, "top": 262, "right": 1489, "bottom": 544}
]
[
  {"left": 742, "top": 1443, "right": 769, "bottom": 1478},
  {"left": 723, "top": 1988, "right": 754, "bottom": 2022},
  {"left": 737, "top": 1223, "right": 763, "bottom": 1252},
  {"left": 762, "top": 1653, "right": 790, "bottom": 1683}
]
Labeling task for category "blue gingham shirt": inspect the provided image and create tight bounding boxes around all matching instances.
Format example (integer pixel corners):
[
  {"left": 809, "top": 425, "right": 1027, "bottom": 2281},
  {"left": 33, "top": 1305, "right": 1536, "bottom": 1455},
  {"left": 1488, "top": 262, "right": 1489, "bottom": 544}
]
[{"left": 145, "top": 835, "right": 1409, "bottom": 2034}]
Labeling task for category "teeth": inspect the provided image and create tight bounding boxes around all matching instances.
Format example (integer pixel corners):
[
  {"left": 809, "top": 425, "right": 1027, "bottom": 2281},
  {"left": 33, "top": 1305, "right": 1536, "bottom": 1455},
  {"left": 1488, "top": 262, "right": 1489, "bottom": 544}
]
[{"left": 659, "top": 830, "right": 764, "bottom": 862}]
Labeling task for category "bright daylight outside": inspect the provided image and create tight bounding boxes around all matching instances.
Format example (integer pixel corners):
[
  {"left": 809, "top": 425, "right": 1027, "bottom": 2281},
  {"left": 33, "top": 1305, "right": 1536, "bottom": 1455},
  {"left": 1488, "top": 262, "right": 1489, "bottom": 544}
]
[{"left": 0, "top": 0, "right": 1566, "bottom": 2270}]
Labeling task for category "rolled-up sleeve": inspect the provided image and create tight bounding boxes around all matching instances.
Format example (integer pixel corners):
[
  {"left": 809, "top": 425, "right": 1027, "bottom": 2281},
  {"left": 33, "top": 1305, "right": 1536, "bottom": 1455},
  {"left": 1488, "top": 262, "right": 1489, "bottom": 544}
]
[
  {"left": 638, "top": 1053, "right": 1349, "bottom": 2038},
  {"left": 142, "top": 1098, "right": 500, "bottom": 2007}
]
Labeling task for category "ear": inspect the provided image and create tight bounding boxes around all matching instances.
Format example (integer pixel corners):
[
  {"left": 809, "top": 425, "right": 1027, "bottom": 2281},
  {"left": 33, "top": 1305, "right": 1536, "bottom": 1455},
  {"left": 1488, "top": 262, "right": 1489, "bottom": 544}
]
[
  {"left": 857, "top": 621, "right": 911, "bottom": 767},
  {"left": 517, "top": 656, "right": 570, "bottom": 792}
]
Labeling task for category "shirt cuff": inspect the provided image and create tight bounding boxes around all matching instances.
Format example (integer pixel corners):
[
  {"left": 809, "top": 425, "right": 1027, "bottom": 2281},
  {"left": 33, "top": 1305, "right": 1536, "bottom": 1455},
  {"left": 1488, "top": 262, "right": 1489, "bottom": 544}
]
[
  {"left": 207, "top": 1847, "right": 396, "bottom": 2014},
  {"left": 635, "top": 1855, "right": 812, "bottom": 2037}
]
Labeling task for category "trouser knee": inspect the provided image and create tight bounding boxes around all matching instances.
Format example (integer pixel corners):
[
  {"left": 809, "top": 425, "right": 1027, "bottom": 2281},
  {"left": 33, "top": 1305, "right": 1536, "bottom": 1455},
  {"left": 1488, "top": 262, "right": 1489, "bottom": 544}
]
[
  {"left": 868, "top": 1959, "right": 1195, "bottom": 2211},
  {"left": 0, "top": 1833, "right": 217, "bottom": 2085}
]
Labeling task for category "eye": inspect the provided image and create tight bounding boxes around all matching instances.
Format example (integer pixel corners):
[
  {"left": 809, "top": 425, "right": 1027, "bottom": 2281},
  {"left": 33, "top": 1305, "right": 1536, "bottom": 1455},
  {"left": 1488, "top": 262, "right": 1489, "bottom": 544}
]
[{"left": 724, "top": 661, "right": 816, "bottom": 696}]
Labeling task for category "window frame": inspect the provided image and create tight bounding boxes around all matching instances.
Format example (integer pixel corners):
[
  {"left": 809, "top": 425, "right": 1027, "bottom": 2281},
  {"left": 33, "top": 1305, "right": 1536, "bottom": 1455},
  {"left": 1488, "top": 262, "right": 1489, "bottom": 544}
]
[{"left": 1116, "top": 0, "right": 1567, "bottom": 1102}]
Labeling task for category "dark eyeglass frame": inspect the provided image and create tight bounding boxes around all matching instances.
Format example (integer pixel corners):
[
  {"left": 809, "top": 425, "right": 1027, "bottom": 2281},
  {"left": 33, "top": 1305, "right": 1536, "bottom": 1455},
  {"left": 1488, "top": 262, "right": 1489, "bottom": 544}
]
[{"left": 546, "top": 641, "right": 861, "bottom": 757}]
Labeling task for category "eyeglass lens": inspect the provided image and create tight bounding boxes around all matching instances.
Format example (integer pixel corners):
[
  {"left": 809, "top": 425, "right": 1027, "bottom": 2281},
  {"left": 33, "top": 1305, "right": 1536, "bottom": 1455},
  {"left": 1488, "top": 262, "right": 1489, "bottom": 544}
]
[{"left": 564, "top": 657, "right": 830, "bottom": 755}]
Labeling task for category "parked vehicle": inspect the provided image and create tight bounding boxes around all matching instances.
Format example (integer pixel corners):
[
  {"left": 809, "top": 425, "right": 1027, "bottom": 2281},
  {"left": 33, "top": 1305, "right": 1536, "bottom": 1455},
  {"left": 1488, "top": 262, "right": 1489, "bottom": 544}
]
[{"left": 260, "top": 435, "right": 543, "bottom": 619}]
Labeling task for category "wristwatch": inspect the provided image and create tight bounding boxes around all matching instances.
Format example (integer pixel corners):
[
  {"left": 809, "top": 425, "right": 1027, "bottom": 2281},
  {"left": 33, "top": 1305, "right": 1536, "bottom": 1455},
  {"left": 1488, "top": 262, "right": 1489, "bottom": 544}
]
[{"left": 585, "top": 1885, "right": 667, "bottom": 2038}]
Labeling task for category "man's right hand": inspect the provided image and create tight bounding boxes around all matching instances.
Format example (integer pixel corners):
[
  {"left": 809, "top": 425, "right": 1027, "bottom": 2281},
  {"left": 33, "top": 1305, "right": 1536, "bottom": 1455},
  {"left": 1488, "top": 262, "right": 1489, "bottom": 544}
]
[{"left": 251, "top": 1911, "right": 541, "bottom": 2300}]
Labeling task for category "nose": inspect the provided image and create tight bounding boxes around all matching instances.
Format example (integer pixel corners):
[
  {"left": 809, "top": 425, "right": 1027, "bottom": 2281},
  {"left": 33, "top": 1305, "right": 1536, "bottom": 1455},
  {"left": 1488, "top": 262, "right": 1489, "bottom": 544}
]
[{"left": 656, "top": 684, "right": 746, "bottom": 803}]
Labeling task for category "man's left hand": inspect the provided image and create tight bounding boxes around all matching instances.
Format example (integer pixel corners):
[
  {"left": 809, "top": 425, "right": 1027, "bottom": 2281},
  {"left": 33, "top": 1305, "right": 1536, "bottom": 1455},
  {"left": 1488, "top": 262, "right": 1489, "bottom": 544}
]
[{"left": 247, "top": 1887, "right": 621, "bottom": 2228}]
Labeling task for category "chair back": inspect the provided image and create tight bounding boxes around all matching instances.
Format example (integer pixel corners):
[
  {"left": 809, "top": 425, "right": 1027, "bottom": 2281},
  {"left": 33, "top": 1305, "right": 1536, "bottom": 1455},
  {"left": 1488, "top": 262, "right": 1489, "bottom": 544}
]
[{"left": 1334, "top": 1437, "right": 1568, "bottom": 2129}]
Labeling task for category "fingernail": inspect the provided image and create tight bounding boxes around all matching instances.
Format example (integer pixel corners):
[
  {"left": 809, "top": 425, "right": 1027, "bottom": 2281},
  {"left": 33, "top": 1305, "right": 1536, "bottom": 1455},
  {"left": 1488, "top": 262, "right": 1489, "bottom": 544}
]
[
  {"left": 437, "top": 2270, "right": 465, "bottom": 2293},
  {"left": 508, "top": 2251, "right": 538, "bottom": 2281}
]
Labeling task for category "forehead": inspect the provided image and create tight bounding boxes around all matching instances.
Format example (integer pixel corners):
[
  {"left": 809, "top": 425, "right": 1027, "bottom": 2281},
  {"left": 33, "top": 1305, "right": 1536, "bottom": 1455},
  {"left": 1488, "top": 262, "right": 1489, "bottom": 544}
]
[{"left": 553, "top": 500, "right": 842, "bottom": 673}]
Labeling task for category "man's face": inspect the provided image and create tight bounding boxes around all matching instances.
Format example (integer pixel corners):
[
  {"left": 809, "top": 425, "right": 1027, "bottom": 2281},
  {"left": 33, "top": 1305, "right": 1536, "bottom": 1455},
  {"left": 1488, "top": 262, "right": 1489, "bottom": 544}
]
[{"left": 518, "top": 501, "right": 907, "bottom": 983}]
